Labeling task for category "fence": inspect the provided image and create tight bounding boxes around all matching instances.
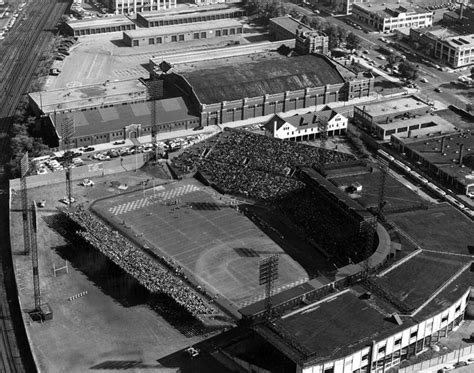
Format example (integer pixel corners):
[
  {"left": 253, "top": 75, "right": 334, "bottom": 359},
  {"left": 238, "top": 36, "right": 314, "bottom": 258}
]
[
  {"left": 398, "top": 345, "right": 474, "bottom": 373},
  {"left": 9, "top": 153, "right": 147, "bottom": 190}
]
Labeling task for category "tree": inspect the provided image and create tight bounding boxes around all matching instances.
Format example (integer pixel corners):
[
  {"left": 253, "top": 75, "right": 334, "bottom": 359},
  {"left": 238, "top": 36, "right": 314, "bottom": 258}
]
[
  {"left": 387, "top": 53, "right": 398, "bottom": 68},
  {"left": 324, "top": 24, "right": 339, "bottom": 49},
  {"left": 398, "top": 61, "right": 419, "bottom": 81},
  {"left": 346, "top": 32, "right": 360, "bottom": 50}
]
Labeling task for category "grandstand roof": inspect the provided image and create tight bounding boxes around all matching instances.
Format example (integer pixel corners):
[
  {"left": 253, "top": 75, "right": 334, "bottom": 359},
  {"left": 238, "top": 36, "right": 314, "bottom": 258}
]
[
  {"left": 174, "top": 54, "right": 346, "bottom": 104},
  {"left": 51, "top": 96, "right": 198, "bottom": 137},
  {"left": 139, "top": 3, "right": 236, "bottom": 17},
  {"left": 400, "top": 131, "right": 474, "bottom": 188},
  {"left": 353, "top": 2, "right": 431, "bottom": 18},
  {"left": 373, "top": 251, "right": 471, "bottom": 314},
  {"left": 124, "top": 19, "right": 242, "bottom": 38},
  {"left": 259, "top": 290, "right": 411, "bottom": 365}
]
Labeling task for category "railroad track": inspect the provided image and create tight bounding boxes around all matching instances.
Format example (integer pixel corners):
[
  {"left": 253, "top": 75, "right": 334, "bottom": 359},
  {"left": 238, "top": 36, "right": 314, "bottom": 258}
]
[{"left": 0, "top": 1, "right": 72, "bottom": 371}]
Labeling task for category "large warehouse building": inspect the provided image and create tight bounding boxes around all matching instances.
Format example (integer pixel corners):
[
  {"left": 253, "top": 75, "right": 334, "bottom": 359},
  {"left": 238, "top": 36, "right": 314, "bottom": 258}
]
[
  {"left": 152, "top": 45, "right": 374, "bottom": 126},
  {"left": 123, "top": 19, "right": 243, "bottom": 46},
  {"left": 136, "top": 5, "right": 245, "bottom": 28}
]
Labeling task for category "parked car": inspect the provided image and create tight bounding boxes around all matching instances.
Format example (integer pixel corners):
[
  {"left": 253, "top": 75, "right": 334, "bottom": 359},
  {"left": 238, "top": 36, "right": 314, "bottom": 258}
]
[
  {"left": 82, "top": 146, "right": 95, "bottom": 152},
  {"left": 49, "top": 68, "right": 60, "bottom": 75},
  {"left": 113, "top": 140, "right": 126, "bottom": 145}
]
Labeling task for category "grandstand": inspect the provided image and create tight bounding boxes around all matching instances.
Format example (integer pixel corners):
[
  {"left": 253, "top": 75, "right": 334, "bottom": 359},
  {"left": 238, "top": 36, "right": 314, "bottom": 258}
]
[{"left": 171, "top": 128, "right": 356, "bottom": 201}]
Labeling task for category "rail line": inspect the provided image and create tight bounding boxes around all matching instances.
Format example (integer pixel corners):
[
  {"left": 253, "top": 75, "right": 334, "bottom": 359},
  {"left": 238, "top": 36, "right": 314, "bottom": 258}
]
[{"left": 0, "top": 1, "right": 72, "bottom": 372}]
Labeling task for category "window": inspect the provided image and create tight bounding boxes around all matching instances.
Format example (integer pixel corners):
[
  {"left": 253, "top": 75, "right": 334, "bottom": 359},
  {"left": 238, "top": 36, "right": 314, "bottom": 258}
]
[
  {"left": 171, "top": 35, "right": 177, "bottom": 42},
  {"left": 455, "top": 304, "right": 461, "bottom": 313},
  {"left": 441, "top": 314, "right": 448, "bottom": 323},
  {"left": 230, "top": 28, "right": 235, "bottom": 35},
  {"left": 395, "top": 337, "right": 402, "bottom": 346},
  {"left": 179, "top": 34, "right": 184, "bottom": 41},
  {"left": 149, "top": 38, "right": 155, "bottom": 45},
  {"left": 193, "top": 33, "right": 199, "bottom": 39},
  {"left": 378, "top": 345, "right": 386, "bottom": 354},
  {"left": 223, "top": 29, "right": 228, "bottom": 36},
  {"left": 156, "top": 37, "right": 162, "bottom": 43},
  {"left": 200, "top": 32, "right": 206, "bottom": 39},
  {"left": 362, "top": 353, "right": 369, "bottom": 361},
  {"left": 410, "top": 330, "right": 417, "bottom": 339},
  {"left": 133, "top": 40, "right": 139, "bottom": 47},
  {"left": 215, "top": 30, "right": 221, "bottom": 37},
  {"left": 237, "top": 27, "right": 243, "bottom": 34}
]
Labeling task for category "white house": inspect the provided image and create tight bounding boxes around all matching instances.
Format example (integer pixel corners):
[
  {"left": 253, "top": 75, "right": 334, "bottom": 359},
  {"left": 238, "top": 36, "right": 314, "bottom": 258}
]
[{"left": 263, "top": 110, "right": 348, "bottom": 141}]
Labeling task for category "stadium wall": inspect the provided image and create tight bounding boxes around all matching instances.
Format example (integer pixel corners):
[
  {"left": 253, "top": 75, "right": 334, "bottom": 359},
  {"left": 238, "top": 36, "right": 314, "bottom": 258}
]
[
  {"left": 9, "top": 154, "right": 147, "bottom": 191},
  {"left": 300, "top": 287, "right": 471, "bottom": 373}
]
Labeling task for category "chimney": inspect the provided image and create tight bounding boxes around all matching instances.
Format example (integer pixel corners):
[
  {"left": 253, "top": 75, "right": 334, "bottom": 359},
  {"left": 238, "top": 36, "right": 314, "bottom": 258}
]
[
  {"left": 460, "top": 3, "right": 464, "bottom": 20},
  {"left": 300, "top": 117, "right": 305, "bottom": 126},
  {"left": 459, "top": 143, "right": 464, "bottom": 165},
  {"left": 441, "top": 136, "right": 445, "bottom": 153},
  {"left": 407, "top": 130, "right": 411, "bottom": 138}
]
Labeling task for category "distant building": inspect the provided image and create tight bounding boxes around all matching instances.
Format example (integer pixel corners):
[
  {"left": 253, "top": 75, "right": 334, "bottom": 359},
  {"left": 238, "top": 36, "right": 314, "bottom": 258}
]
[
  {"left": 110, "top": 0, "right": 176, "bottom": 14},
  {"left": 263, "top": 110, "right": 347, "bottom": 141},
  {"left": 295, "top": 29, "right": 329, "bottom": 55},
  {"left": 434, "top": 34, "right": 474, "bottom": 68},
  {"left": 352, "top": 2, "right": 433, "bottom": 32},
  {"left": 334, "top": 0, "right": 368, "bottom": 15},
  {"left": 64, "top": 15, "right": 136, "bottom": 36},
  {"left": 136, "top": 5, "right": 245, "bottom": 28},
  {"left": 392, "top": 131, "right": 474, "bottom": 195},
  {"left": 369, "top": 114, "right": 456, "bottom": 141},
  {"left": 353, "top": 96, "right": 432, "bottom": 137},
  {"left": 123, "top": 19, "right": 243, "bottom": 47},
  {"left": 443, "top": 4, "right": 474, "bottom": 35},
  {"left": 269, "top": 15, "right": 312, "bottom": 41}
]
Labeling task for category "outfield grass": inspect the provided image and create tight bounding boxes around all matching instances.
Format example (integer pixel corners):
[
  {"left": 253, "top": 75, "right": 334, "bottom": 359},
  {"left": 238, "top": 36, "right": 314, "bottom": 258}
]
[{"left": 389, "top": 204, "right": 474, "bottom": 255}]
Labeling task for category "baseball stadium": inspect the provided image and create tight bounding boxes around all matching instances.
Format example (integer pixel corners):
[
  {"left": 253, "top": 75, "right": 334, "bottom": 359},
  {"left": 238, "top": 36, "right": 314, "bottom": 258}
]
[{"left": 9, "top": 128, "right": 474, "bottom": 372}]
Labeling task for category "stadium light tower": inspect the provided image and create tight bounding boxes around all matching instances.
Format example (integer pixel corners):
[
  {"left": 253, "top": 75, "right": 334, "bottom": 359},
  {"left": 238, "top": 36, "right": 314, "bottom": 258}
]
[
  {"left": 61, "top": 116, "right": 75, "bottom": 206},
  {"left": 30, "top": 200, "right": 41, "bottom": 312},
  {"left": 20, "top": 152, "right": 31, "bottom": 255},
  {"left": 259, "top": 254, "right": 279, "bottom": 320},
  {"left": 148, "top": 68, "right": 163, "bottom": 160}
]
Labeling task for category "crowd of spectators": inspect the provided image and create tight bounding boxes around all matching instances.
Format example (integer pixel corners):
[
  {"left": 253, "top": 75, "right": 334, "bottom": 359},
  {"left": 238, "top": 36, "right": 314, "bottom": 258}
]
[
  {"left": 172, "top": 129, "right": 355, "bottom": 200},
  {"left": 277, "top": 187, "right": 366, "bottom": 268},
  {"left": 63, "top": 206, "right": 216, "bottom": 316}
]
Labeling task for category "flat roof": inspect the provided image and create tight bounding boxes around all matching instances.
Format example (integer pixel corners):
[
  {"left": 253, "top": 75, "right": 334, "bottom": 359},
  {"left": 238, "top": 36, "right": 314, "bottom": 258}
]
[
  {"left": 139, "top": 6, "right": 243, "bottom": 22},
  {"left": 151, "top": 40, "right": 296, "bottom": 65},
  {"left": 124, "top": 19, "right": 242, "bottom": 38},
  {"left": 67, "top": 15, "right": 134, "bottom": 29},
  {"left": 354, "top": 2, "right": 431, "bottom": 17},
  {"left": 29, "top": 79, "right": 148, "bottom": 114},
  {"left": 356, "top": 96, "right": 430, "bottom": 119},
  {"left": 267, "top": 290, "right": 411, "bottom": 364},
  {"left": 175, "top": 53, "right": 346, "bottom": 104},
  {"left": 52, "top": 96, "right": 198, "bottom": 137},
  {"left": 401, "top": 131, "right": 474, "bottom": 187},
  {"left": 139, "top": 3, "right": 234, "bottom": 17},
  {"left": 375, "top": 114, "right": 455, "bottom": 132},
  {"left": 374, "top": 251, "right": 471, "bottom": 313},
  {"left": 270, "top": 15, "right": 312, "bottom": 34},
  {"left": 443, "top": 34, "right": 474, "bottom": 49}
]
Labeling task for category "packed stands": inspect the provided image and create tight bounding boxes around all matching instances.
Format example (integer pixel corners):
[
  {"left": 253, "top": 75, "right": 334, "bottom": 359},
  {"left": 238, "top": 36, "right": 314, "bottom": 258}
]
[
  {"left": 63, "top": 206, "right": 216, "bottom": 316},
  {"left": 171, "top": 129, "right": 355, "bottom": 200}
]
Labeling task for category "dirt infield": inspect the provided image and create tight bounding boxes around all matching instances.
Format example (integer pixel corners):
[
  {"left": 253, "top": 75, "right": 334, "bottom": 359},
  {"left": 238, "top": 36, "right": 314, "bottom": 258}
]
[{"left": 92, "top": 179, "right": 309, "bottom": 309}]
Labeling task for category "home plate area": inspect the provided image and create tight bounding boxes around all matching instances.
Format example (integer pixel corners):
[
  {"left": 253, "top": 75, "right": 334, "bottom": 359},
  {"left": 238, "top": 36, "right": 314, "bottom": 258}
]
[{"left": 108, "top": 184, "right": 200, "bottom": 215}]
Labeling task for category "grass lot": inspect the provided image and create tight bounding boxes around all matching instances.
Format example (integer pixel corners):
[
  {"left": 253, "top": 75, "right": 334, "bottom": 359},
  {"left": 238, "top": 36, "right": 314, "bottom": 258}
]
[
  {"left": 92, "top": 179, "right": 309, "bottom": 309},
  {"left": 389, "top": 204, "right": 474, "bottom": 255},
  {"left": 332, "top": 170, "right": 428, "bottom": 213}
]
